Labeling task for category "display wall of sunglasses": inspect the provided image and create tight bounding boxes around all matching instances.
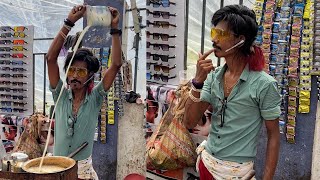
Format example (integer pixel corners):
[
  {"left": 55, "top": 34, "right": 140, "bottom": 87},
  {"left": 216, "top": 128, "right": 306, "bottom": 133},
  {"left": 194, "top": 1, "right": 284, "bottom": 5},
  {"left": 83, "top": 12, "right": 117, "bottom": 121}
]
[
  {"left": 146, "top": 0, "right": 176, "bottom": 7},
  {"left": 0, "top": 53, "right": 27, "bottom": 58},
  {"left": 0, "top": 60, "right": 27, "bottom": 65},
  {"left": 0, "top": 74, "right": 28, "bottom": 78},
  {"left": 0, "top": 46, "right": 28, "bottom": 52},
  {"left": 0, "top": 94, "right": 27, "bottom": 100},
  {"left": 147, "top": 10, "right": 176, "bottom": 19},
  {"left": 146, "top": 20, "right": 177, "bottom": 29},
  {"left": 147, "top": 42, "right": 175, "bottom": 51},
  {"left": 146, "top": 31, "right": 176, "bottom": 41},
  {"left": 147, "top": 63, "right": 176, "bottom": 73},
  {"left": 0, "top": 81, "right": 27, "bottom": 86},
  {"left": 0, "top": 40, "right": 28, "bottom": 45},
  {"left": 0, "top": 107, "right": 27, "bottom": 113},
  {"left": 146, "top": 52, "right": 175, "bottom": 62},
  {"left": 1, "top": 26, "right": 28, "bottom": 32},
  {"left": 0, "top": 32, "right": 27, "bottom": 38},
  {"left": 146, "top": 73, "right": 176, "bottom": 82},
  {"left": 1, "top": 101, "right": 27, "bottom": 107},
  {"left": 1, "top": 67, "right": 27, "bottom": 72}
]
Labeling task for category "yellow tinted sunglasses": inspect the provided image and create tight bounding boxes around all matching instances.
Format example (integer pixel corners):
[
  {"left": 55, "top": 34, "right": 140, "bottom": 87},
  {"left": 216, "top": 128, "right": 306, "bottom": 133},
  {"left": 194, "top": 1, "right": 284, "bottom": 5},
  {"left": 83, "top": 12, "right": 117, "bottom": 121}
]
[
  {"left": 67, "top": 66, "right": 88, "bottom": 77},
  {"left": 211, "top": 28, "right": 234, "bottom": 40}
]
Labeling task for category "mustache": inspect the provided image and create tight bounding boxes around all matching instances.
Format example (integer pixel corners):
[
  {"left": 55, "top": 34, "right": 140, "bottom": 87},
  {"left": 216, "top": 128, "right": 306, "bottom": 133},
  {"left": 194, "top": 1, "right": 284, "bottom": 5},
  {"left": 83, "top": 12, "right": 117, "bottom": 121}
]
[
  {"left": 70, "top": 79, "right": 81, "bottom": 84},
  {"left": 212, "top": 42, "right": 221, "bottom": 50}
]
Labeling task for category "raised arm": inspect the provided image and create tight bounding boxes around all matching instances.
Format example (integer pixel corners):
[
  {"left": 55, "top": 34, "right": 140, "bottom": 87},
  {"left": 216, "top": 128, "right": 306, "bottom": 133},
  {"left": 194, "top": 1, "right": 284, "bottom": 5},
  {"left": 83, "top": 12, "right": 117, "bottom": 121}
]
[
  {"left": 102, "top": 7, "right": 123, "bottom": 91},
  {"left": 46, "top": 5, "right": 86, "bottom": 89}
]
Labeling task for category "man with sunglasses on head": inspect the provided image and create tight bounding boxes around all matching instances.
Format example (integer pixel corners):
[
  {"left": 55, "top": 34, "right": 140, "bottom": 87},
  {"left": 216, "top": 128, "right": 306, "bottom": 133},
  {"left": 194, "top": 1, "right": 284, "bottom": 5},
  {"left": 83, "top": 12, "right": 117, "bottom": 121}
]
[
  {"left": 184, "top": 5, "right": 281, "bottom": 180},
  {"left": 46, "top": 4, "right": 122, "bottom": 180}
]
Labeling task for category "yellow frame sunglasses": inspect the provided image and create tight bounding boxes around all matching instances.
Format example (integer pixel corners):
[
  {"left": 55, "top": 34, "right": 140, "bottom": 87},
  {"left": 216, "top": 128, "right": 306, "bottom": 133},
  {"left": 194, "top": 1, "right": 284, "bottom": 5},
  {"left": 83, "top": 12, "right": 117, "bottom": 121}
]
[
  {"left": 211, "top": 28, "right": 235, "bottom": 40},
  {"left": 67, "top": 66, "right": 88, "bottom": 77}
]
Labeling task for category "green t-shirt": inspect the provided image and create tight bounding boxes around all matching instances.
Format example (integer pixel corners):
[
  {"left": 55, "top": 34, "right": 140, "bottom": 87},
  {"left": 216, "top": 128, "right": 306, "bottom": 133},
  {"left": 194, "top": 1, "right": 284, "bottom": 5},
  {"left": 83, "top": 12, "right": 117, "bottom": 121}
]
[
  {"left": 50, "top": 79, "right": 107, "bottom": 161},
  {"left": 200, "top": 64, "right": 281, "bottom": 163}
]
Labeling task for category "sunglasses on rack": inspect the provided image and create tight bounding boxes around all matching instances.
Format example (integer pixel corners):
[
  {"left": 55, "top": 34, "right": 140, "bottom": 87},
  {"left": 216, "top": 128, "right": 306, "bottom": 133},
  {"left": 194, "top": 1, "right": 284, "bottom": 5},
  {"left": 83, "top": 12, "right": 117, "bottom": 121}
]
[
  {"left": 147, "top": 20, "right": 177, "bottom": 29},
  {"left": 67, "top": 66, "right": 88, "bottom": 78},
  {"left": 0, "top": 40, "right": 13, "bottom": 45},
  {"left": 0, "top": 32, "right": 27, "bottom": 38},
  {"left": 147, "top": 10, "right": 176, "bottom": 19},
  {"left": 146, "top": 73, "right": 176, "bottom": 82},
  {"left": 13, "top": 40, "right": 28, "bottom": 45},
  {"left": 12, "top": 46, "right": 28, "bottom": 51},
  {"left": 147, "top": 42, "right": 175, "bottom": 51},
  {"left": 146, "top": 52, "right": 175, "bottom": 62},
  {"left": 12, "top": 53, "right": 27, "bottom": 58},
  {"left": 0, "top": 74, "right": 28, "bottom": 78},
  {"left": 1, "top": 101, "right": 27, "bottom": 107},
  {"left": 211, "top": 28, "right": 236, "bottom": 40},
  {"left": 146, "top": 31, "right": 176, "bottom": 41},
  {"left": 1, "top": 67, "right": 27, "bottom": 72},
  {"left": 13, "top": 26, "right": 28, "bottom": 32},
  {"left": 1, "top": 26, "right": 13, "bottom": 31},
  {"left": 0, "top": 81, "right": 27, "bottom": 86},
  {"left": 0, "top": 107, "right": 27, "bottom": 113},
  {"left": 0, "top": 94, "right": 27, "bottom": 100},
  {"left": 147, "top": 63, "right": 176, "bottom": 73},
  {"left": 0, "top": 60, "right": 27, "bottom": 65},
  {"left": 146, "top": 0, "right": 176, "bottom": 7}
]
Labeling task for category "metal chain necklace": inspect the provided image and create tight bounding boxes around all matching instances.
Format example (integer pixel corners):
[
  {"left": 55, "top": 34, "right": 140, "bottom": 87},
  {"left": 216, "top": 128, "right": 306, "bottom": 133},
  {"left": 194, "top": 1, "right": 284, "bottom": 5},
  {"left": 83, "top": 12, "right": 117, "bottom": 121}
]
[{"left": 224, "top": 75, "right": 236, "bottom": 96}]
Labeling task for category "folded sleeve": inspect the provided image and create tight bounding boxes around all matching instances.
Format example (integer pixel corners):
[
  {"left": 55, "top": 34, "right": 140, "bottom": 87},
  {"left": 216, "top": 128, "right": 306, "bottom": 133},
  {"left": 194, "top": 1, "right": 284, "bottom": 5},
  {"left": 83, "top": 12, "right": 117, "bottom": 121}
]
[
  {"left": 259, "top": 80, "right": 281, "bottom": 120},
  {"left": 200, "top": 71, "right": 214, "bottom": 104}
]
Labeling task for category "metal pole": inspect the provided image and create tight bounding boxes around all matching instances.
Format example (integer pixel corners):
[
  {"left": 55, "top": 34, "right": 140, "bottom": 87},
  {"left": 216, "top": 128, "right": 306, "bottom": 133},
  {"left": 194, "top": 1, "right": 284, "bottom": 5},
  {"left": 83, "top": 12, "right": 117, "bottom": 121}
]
[
  {"left": 33, "top": 54, "right": 35, "bottom": 115},
  {"left": 133, "top": 33, "right": 140, "bottom": 92},
  {"left": 43, "top": 55, "right": 47, "bottom": 115},
  {"left": 217, "top": 0, "right": 224, "bottom": 67},
  {"left": 184, "top": 0, "right": 189, "bottom": 70},
  {"left": 200, "top": 0, "right": 207, "bottom": 54}
]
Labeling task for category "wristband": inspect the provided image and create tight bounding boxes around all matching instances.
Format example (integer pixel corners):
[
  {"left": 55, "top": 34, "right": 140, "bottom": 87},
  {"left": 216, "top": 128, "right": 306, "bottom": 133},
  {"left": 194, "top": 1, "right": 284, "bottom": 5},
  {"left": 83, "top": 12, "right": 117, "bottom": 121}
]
[
  {"left": 110, "top": 29, "right": 122, "bottom": 36},
  {"left": 64, "top": 18, "right": 75, "bottom": 27},
  {"left": 192, "top": 78, "right": 204, "bottom": 89}
]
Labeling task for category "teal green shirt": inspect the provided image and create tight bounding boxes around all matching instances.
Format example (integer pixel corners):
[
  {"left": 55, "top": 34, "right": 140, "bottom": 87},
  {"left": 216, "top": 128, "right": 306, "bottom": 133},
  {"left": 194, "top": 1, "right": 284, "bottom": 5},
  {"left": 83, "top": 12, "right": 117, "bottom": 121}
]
[
  {"left": 50, "top": 79, "right": 107, "bottom": 161},
  {"left": 200, "top": 64, "right": 281, "bottom": 163}
]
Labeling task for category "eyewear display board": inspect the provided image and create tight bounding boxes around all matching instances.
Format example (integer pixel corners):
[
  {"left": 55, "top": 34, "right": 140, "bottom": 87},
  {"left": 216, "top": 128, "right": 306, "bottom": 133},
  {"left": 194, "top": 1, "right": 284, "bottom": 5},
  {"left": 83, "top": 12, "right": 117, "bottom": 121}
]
[
  {"left": 146, "top": 0, "right": 186, "bottom": 86},
  {"left": 0, "top": 25, "right": 34, "bottom": 117}
]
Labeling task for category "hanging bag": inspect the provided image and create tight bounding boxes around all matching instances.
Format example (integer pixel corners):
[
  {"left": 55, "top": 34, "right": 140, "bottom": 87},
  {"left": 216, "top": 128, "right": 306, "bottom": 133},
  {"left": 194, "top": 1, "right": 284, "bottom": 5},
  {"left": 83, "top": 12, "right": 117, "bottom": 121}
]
[{"left": 146, "top": 82, "right": 197, "bottom": 170}]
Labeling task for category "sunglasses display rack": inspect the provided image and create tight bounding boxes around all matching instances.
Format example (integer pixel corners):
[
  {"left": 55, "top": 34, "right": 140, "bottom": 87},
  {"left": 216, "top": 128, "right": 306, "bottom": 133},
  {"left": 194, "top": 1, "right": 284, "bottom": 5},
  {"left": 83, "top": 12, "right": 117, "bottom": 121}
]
[
  {"left": 146, "top": 0, "right": 186, "bottom": 86},
  {"left": 0, "top": 25, "right": 34, "bottom": 117}
]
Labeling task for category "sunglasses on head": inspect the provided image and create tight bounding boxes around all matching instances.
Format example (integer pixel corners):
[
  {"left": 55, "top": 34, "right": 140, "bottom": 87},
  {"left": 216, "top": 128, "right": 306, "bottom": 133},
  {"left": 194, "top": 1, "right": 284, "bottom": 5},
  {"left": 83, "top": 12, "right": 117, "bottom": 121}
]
[
  {"left": 147, "top": 42, "right": 175, "bottom": 51},
  {"left": 211, "top": 28, "right": 236, "bottom": 40},
  {"left": 146, "top": 73, "right": 176, "bottom": 82},
  {"left": 147, "top": 20, "right": 177, "bottom": 29},
  {"left": 146, "top": 31, "right": 176, "bottom": 41},
  {"left": 0, "top": 60, "right": 26, "bottom": 65},
  {"left": 146, "top": 0, "right": 176, "bottom": 7},
  {"left": 147, "top": 52, "right": 175, "bottom": 62},
  {"left": 147, "top": 10, "right": 176, "bottom": 19},
  {"left": 67, "top": 66, "right": 88, "bottom": 78}
]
